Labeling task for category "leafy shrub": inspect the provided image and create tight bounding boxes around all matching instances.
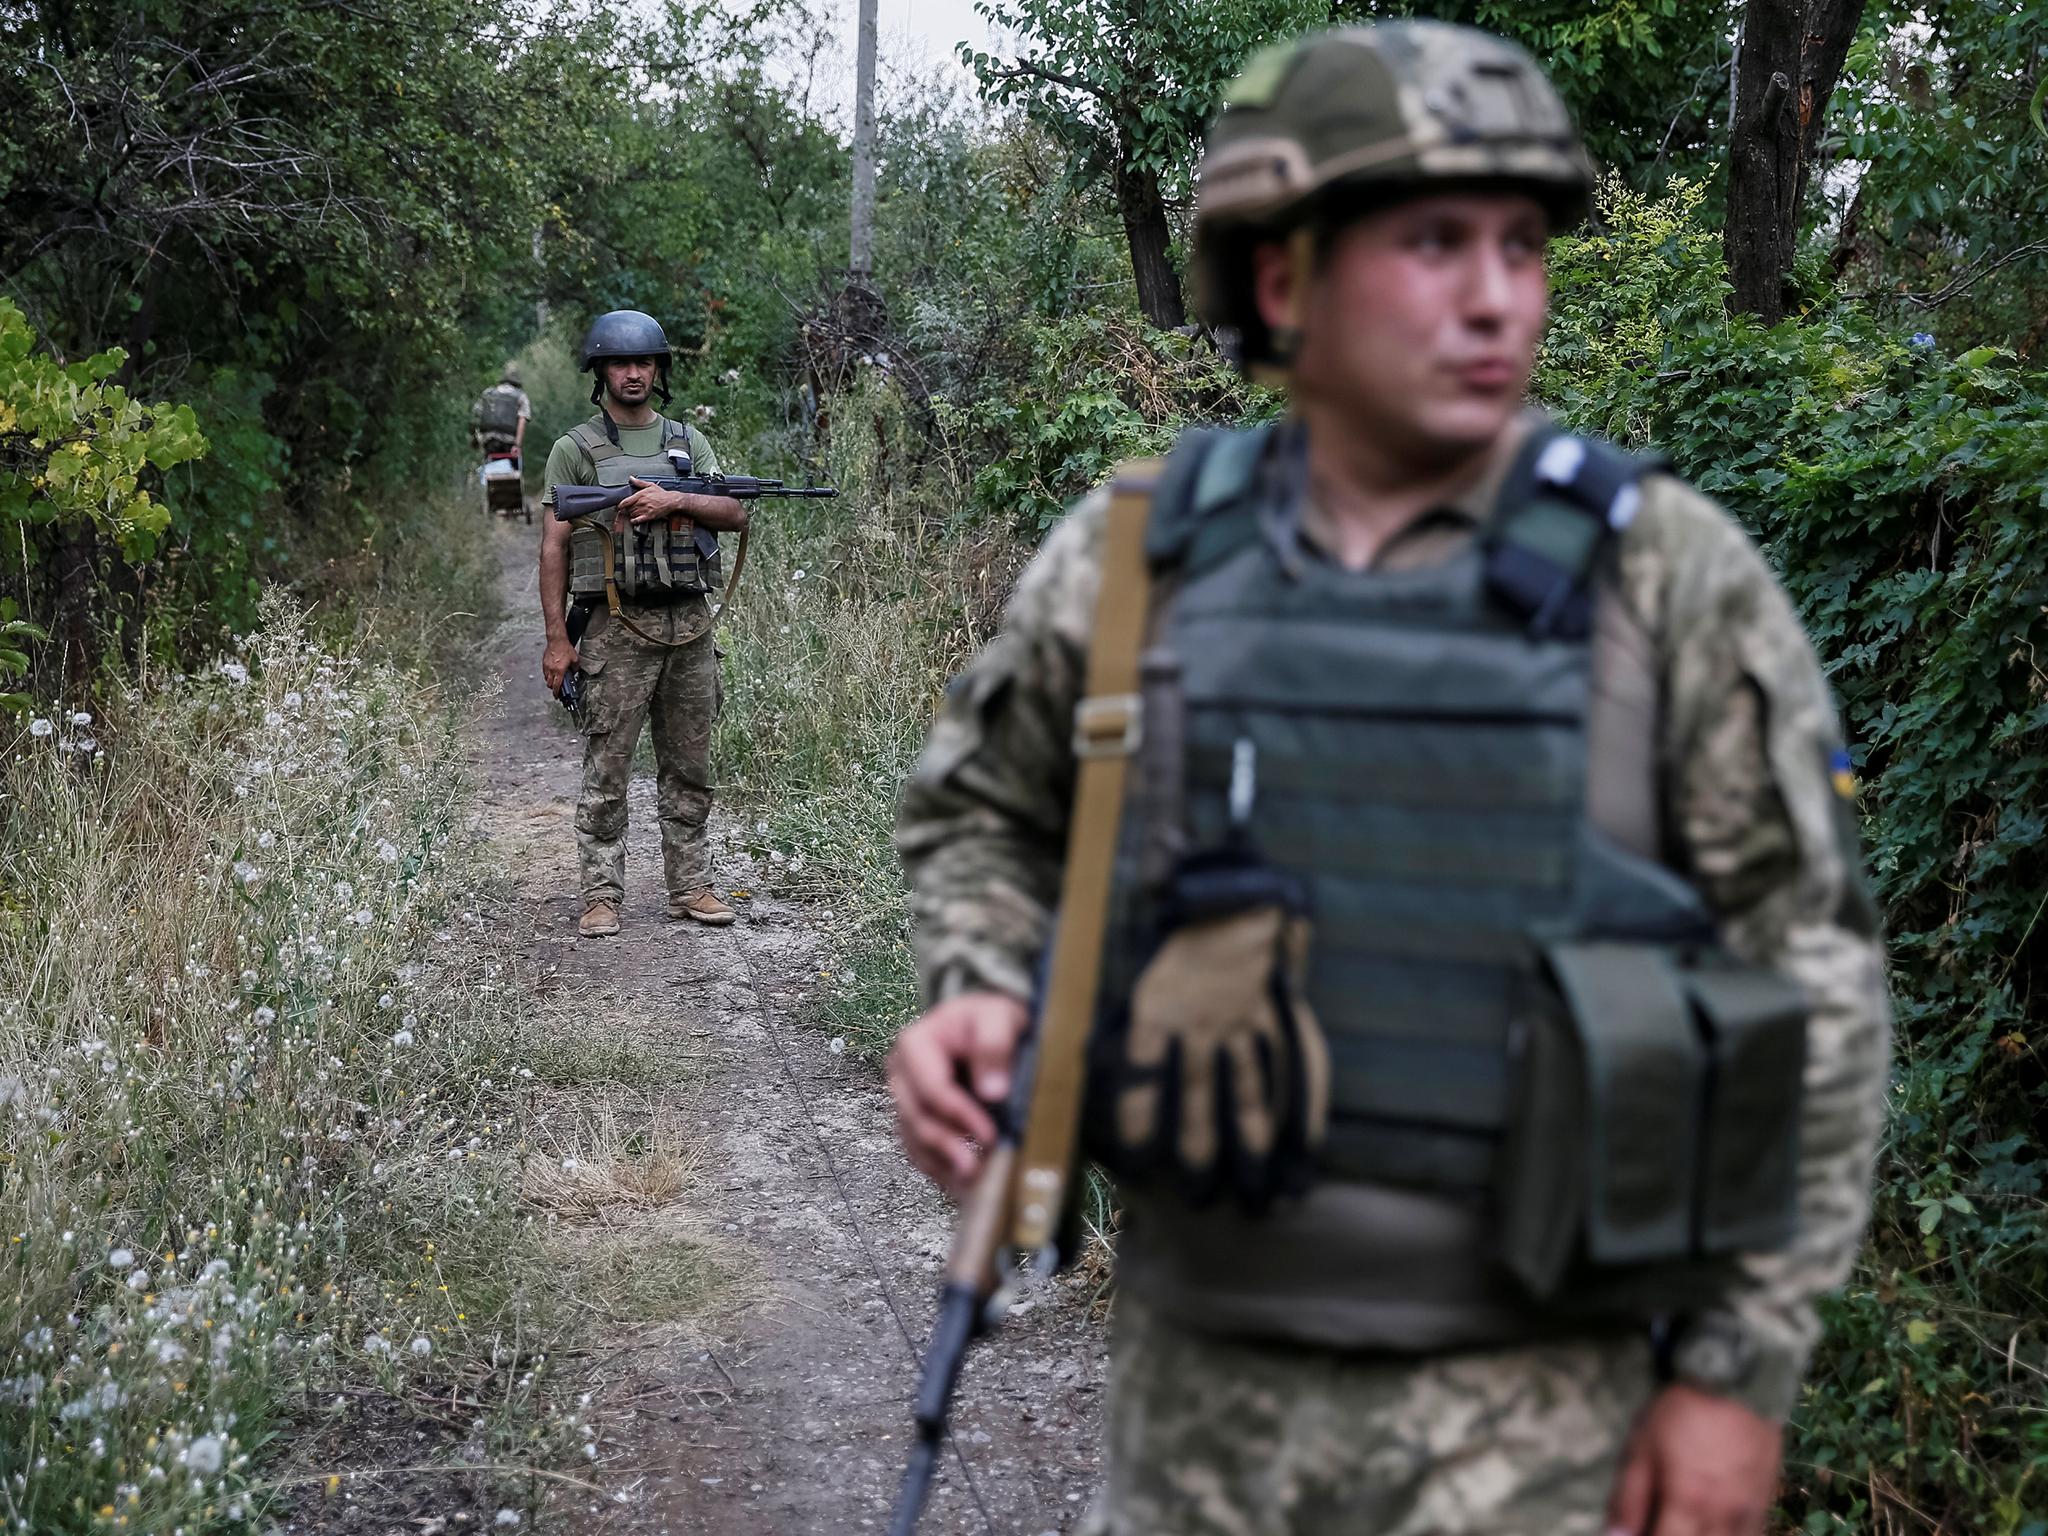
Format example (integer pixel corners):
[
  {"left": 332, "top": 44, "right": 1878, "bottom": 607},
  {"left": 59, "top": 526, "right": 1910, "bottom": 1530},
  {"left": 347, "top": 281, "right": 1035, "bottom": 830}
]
[{"left": 1547, "top": 179, "right": 2048, "bottom": 1533}]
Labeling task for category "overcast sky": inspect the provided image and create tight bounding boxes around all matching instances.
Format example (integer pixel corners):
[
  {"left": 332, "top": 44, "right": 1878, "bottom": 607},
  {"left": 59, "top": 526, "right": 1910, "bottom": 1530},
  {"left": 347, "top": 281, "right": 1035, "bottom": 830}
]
[{"left": 826, "top": 0, "right": 1008, "bottom": 110}]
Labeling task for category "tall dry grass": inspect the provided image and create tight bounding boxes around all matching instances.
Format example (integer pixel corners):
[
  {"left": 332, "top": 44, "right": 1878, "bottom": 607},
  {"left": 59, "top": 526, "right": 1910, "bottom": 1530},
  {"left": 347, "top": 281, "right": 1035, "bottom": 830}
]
[{"left": 715, "top": 370, "right": 1024, "bottom": 1053}]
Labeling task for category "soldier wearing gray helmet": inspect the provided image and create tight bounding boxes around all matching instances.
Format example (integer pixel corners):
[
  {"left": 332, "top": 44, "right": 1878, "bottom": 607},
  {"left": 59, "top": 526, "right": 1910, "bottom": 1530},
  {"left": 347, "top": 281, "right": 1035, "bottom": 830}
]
[
  {"left": 888, "top": 23, "right": 1890, "bottom": 1536},
  {"left": 538, "top": 310, "right": 748, "bottom": 937}
]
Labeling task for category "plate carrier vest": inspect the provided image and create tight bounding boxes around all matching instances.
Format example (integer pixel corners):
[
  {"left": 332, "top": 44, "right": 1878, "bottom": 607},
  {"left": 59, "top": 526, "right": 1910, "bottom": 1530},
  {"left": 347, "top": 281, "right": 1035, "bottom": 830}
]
[
  {"left": 565, "top": 415, "right": 721, "bottom": 607},
  {"left": 1094, "top": 423, "right": 1806, "bottom": 1300}
]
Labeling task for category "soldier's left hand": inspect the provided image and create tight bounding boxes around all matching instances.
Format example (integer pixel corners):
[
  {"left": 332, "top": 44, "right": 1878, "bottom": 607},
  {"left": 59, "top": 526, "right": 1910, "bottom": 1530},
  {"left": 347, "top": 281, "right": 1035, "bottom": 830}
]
[
  {"left": 621, "top": 477, "right": 748, "bottom": 531},
  {"left": 1605, "top": 1384, "right": 1783, "bottom": 1536}
]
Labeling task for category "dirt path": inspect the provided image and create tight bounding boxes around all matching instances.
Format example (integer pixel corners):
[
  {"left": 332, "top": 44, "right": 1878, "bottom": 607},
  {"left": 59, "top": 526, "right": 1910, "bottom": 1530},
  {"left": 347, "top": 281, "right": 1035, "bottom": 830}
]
[{"left": 475, "top": 523, "right": 1107, "bottom": 1535}]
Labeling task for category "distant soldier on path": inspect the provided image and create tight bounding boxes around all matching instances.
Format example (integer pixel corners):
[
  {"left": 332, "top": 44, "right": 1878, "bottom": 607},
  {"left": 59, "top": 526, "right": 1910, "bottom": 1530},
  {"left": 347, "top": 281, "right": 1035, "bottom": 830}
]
[
  {"left": 889, "top": 23, "right": 1891, "bottom": 1536},
  {"left": 472, "top": 361, "right": 532, "bottom": 466},
  {"left": 538, "top": 310, "right": 748, "bottom": 937}
]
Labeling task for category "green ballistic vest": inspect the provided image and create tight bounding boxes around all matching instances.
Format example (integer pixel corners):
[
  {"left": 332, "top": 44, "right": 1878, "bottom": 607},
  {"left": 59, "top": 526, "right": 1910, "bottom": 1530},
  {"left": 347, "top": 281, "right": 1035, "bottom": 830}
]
[
  {"left": 1099, "top": 423, "right": 1805, "bottom": 1276},
  {"left": 565, "top": 415, "right": 721, "bottom": 604}
]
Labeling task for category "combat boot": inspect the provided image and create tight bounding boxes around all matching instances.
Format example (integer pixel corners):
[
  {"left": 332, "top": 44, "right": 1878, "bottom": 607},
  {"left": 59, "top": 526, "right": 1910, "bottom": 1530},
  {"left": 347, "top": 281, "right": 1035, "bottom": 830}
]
[
  {"left": 669, "top": 889, "right": 735, "bottom": 926},
  {"left": 579, "top": 900, "right": 621, "bottom": 938}
]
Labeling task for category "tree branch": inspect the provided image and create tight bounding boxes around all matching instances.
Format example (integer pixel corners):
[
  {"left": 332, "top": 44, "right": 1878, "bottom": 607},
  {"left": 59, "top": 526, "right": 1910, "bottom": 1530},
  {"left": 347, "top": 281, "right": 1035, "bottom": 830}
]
[
  {"left": 988, "top": 59, "right": 1110, "bottom": 103},
  {"left": 1845, "top": 241, "right": 2048, "bottom": 308}
]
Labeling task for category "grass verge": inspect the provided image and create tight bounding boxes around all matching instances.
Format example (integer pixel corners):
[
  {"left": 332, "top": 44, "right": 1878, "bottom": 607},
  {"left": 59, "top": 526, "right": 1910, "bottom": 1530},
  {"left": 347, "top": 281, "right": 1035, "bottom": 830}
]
[{"left": 0, "top": 503, "right": 579, "bottom": 1531}]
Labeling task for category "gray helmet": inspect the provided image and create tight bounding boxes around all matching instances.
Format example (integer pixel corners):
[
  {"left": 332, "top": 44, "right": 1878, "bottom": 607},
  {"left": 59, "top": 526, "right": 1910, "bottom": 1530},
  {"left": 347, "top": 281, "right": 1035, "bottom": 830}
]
[
  {"left": 1193, "top": 23, "right": 1594, "bottom": 367},
  {"left": 578, "top": 310, "right": 671, "bottom": 371}
]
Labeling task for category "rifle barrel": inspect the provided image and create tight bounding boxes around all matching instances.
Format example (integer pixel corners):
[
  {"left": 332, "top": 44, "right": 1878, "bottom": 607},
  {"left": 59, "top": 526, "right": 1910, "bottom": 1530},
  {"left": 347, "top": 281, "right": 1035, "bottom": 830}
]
[{"left": 887, "top": 1437, "right": 942, "bottom": 1536}]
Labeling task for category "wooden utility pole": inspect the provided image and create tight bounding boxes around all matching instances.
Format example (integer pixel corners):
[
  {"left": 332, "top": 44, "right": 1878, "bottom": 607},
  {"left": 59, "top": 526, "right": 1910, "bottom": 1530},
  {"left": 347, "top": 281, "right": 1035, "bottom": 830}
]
[{"left": 849, "top": 0, "right": 879, "bottom": 281}]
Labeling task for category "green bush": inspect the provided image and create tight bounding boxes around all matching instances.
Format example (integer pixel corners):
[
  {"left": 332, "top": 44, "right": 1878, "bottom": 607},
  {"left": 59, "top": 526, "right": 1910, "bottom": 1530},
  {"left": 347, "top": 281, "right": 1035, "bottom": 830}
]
[{"left": 1546, "top": 179, "right": 2048, "bottom": 1532}]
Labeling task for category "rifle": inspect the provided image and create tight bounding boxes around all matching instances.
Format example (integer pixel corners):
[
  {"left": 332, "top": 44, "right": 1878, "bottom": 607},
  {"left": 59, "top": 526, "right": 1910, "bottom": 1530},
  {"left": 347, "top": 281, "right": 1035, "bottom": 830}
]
[
  {"left": 552, "top": 473, "right": 837, "bottom": 647},
  {"left": 550, "top": 474, "right": 837, "bottom": 523},
  {"left": 888, "top": 1035, "right": 1048, "bottom": 1536},
  {"left": 886, "top": 459, "right": 1162, "bottom": 1535}
]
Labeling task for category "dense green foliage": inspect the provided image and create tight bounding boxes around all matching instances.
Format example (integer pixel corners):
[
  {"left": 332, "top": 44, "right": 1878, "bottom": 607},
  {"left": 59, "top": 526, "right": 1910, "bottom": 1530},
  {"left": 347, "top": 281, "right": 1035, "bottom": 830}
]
[
  {"left": 4, "top": 0, "right": 2045, "bottom": 1528},
  {"left": 1544, "top": 180, "right": 2047, "bottom": 1528}
]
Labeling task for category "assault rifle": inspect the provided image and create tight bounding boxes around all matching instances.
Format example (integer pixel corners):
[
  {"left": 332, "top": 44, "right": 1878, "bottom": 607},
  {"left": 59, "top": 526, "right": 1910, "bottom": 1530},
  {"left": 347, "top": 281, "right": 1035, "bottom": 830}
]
[
  {"left": 887, "top": 1023, "right": 1063, "bottom": 1536},
  {"left": 550, "top": 474, "right": 837, "bottom": 522}
]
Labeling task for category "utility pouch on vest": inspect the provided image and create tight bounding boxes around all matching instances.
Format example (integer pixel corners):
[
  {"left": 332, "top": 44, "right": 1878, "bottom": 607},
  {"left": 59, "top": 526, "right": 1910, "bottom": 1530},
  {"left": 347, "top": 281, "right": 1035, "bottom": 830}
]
[
  {"left": 1088, "top": 844, "right": 1331, "bottom": 1210},
  {"left": 1497, "top": 941, "right": 1807, "bottom": 1303}
]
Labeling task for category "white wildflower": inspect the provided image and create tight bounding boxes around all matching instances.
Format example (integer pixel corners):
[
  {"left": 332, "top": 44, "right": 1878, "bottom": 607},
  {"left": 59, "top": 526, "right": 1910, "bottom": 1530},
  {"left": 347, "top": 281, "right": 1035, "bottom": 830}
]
[
  {"left": 494, "top": 1511, "right": 521, "bottom": 1529},
  {"left": 829, "top": 1037, "right": 846, "bottom": 1055},
  {"left": 28, "top": 718, "right": 53, "bottom": 739},
  {"left": 375, "top": 839, "right": 399, "bottom": 863},
  {"left": 219, "top": 661, "right": 250, "bottom": 685},
  {"left": 409, "top": 1336, "right": 433, "bottom": 1359},
  {"left": 233, "top": 861, "right": 262, "bottom": 886},
  {"left": 107, "top": 1248, "right": 135, "bottom": 1269},
  {"left": 350, "top": 908, "right": 373, "bottom": 927},
  {"left": 282, "top": 691, "right": 303, "bottom": 710},
  {"left": 791, "top": 568, "right": 806, "bottom": 581},
  {"left": 69, "top": 710, "right": 92, "bottom": 727},
  {"left": 390, "top": 1029, "right": 413, "bottom": 1048},
  {"left": 378, "top": 993, "right": 395, "bottom": 1009},
  {"left": 333, "top": 881, "right": 354, "bottom": 901},
  {"left": 186, "top": 1434, "right": 224, "bottom": 1475},
  {"left": 127, "top": 1267, "right": 151, "bottom": 1291},
  {"left": 362, "top": 1334, "right": 391, "bottom": 1356},
  {"left": 256, "top": 831, "right": 275, "bottom": 849}
]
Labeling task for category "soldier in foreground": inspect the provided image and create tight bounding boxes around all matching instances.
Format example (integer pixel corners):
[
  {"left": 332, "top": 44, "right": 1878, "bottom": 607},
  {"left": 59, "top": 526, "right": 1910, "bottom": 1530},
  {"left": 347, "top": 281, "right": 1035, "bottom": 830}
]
[
  {"left": 538, "top": 310, "right": 746, "bottom": 937},
  {"left": 888, "top": 23, "right": 1891, "bottom": 1536}
]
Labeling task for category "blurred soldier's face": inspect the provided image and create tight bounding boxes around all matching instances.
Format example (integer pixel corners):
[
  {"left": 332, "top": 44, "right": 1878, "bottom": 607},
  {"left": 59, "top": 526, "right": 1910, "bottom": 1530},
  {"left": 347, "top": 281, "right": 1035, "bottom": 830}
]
[
  {"left": 600, "top": 356, "right": 661, "bottom": 406},
  {"left": 1257, "top": 191, "right": 1550, "bottom": 461}
]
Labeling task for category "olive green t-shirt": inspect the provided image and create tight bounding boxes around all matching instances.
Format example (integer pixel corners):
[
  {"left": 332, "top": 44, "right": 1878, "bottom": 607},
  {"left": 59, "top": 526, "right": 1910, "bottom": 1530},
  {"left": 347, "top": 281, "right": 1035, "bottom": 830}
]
[{"left": 540, "top": 419, "right": 719, "bottom": 507}]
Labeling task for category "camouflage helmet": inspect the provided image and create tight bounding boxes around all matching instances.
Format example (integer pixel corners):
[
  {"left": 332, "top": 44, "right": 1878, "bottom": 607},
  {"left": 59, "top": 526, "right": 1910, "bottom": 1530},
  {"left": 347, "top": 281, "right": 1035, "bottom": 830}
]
[
  {"left": 500, "top": 360, "right": 523, "bottom": 386},
  {"left": 578, "top": 309, "right": 671, "bottom": 371},
  {"left": 1192, "top": 22, "right": 1594, "bottom": 366}
]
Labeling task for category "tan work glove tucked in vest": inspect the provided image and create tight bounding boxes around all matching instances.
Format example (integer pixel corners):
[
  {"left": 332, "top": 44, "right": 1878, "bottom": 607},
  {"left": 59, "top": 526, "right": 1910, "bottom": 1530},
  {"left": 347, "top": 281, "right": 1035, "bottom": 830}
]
[{"left": 1092, "top": 850, "right": 1331, "bottom": 1210}]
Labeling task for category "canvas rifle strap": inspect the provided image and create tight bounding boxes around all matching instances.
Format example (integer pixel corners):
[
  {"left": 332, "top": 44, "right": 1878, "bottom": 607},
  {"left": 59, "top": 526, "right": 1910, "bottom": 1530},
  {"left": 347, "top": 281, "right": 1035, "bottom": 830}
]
[
  {"left": 715, "top": 523, "right": 750, "bottom": 624},
  {"left": 1009, "top": 459, "right": 1161, "bottom": 1255}
]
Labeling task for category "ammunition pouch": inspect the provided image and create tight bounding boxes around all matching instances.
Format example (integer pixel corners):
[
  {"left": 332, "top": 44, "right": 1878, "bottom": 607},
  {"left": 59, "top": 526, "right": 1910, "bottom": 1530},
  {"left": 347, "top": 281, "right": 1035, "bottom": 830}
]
[{"left": 1497, "top": 940, "right": 1807, "bottom": 1306}]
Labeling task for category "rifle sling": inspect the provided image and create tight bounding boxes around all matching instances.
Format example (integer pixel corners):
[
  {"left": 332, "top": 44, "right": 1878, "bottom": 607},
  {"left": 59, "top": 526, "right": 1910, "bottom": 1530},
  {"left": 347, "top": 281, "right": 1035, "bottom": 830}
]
[{"left": 1009, "top": 460, "right": 1160, "bottom": 1254}]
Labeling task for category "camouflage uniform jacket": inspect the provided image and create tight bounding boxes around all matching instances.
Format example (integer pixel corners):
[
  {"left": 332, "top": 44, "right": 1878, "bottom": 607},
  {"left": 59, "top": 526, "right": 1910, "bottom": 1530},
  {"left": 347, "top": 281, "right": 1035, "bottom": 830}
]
[{"left": 895, "top": 420, "right": 1893, "bottom": 1422}]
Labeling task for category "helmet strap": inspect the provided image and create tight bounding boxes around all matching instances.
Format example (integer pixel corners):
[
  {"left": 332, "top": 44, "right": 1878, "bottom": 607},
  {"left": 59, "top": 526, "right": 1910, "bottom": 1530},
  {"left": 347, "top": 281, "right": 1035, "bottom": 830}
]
[{"left": 592, "top": 391, "right": 621, "bottom": 446}]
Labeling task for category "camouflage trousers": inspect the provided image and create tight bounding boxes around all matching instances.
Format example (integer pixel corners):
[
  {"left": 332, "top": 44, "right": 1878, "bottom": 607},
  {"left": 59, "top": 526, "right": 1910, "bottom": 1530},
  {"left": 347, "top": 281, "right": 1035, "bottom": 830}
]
[
  {"left": 573, "top": 601, "right": 720, "bottom": 906},
  {"left": 1078, "top": 1304, "right": 1656, "bottom": 1536}
]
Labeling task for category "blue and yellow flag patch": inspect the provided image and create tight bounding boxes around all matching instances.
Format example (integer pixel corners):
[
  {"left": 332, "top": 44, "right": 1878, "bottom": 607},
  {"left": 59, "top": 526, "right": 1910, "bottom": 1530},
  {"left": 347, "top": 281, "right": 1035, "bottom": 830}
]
[{"left": 1830, "top": 748, "right": 1858, "bottom": 799}]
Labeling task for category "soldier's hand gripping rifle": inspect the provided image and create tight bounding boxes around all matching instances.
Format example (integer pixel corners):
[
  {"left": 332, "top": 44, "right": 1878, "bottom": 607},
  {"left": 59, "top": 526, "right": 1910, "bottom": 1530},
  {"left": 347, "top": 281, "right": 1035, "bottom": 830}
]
[
  {"left": 886, "top": 460, "right": 1161, "bottom": 1536},
  {"left": 550, "top": 474, "right": 838, "bottom": 524},
  {"left": 551, "top": 473, "right": 837, "bottom": 649}
]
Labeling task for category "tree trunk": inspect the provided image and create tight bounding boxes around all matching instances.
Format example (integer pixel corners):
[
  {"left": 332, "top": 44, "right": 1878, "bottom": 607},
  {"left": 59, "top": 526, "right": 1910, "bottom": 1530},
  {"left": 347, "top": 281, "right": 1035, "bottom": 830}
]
[
  {"left": 1112, "top": 147, "right": 1185, "bottom": 330},
  {"left": 54, "top": 522, "right": 99, "bottom": 698},
  {"left": 1726, "top": 0, "right": 1868, "bottom": 322}
]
